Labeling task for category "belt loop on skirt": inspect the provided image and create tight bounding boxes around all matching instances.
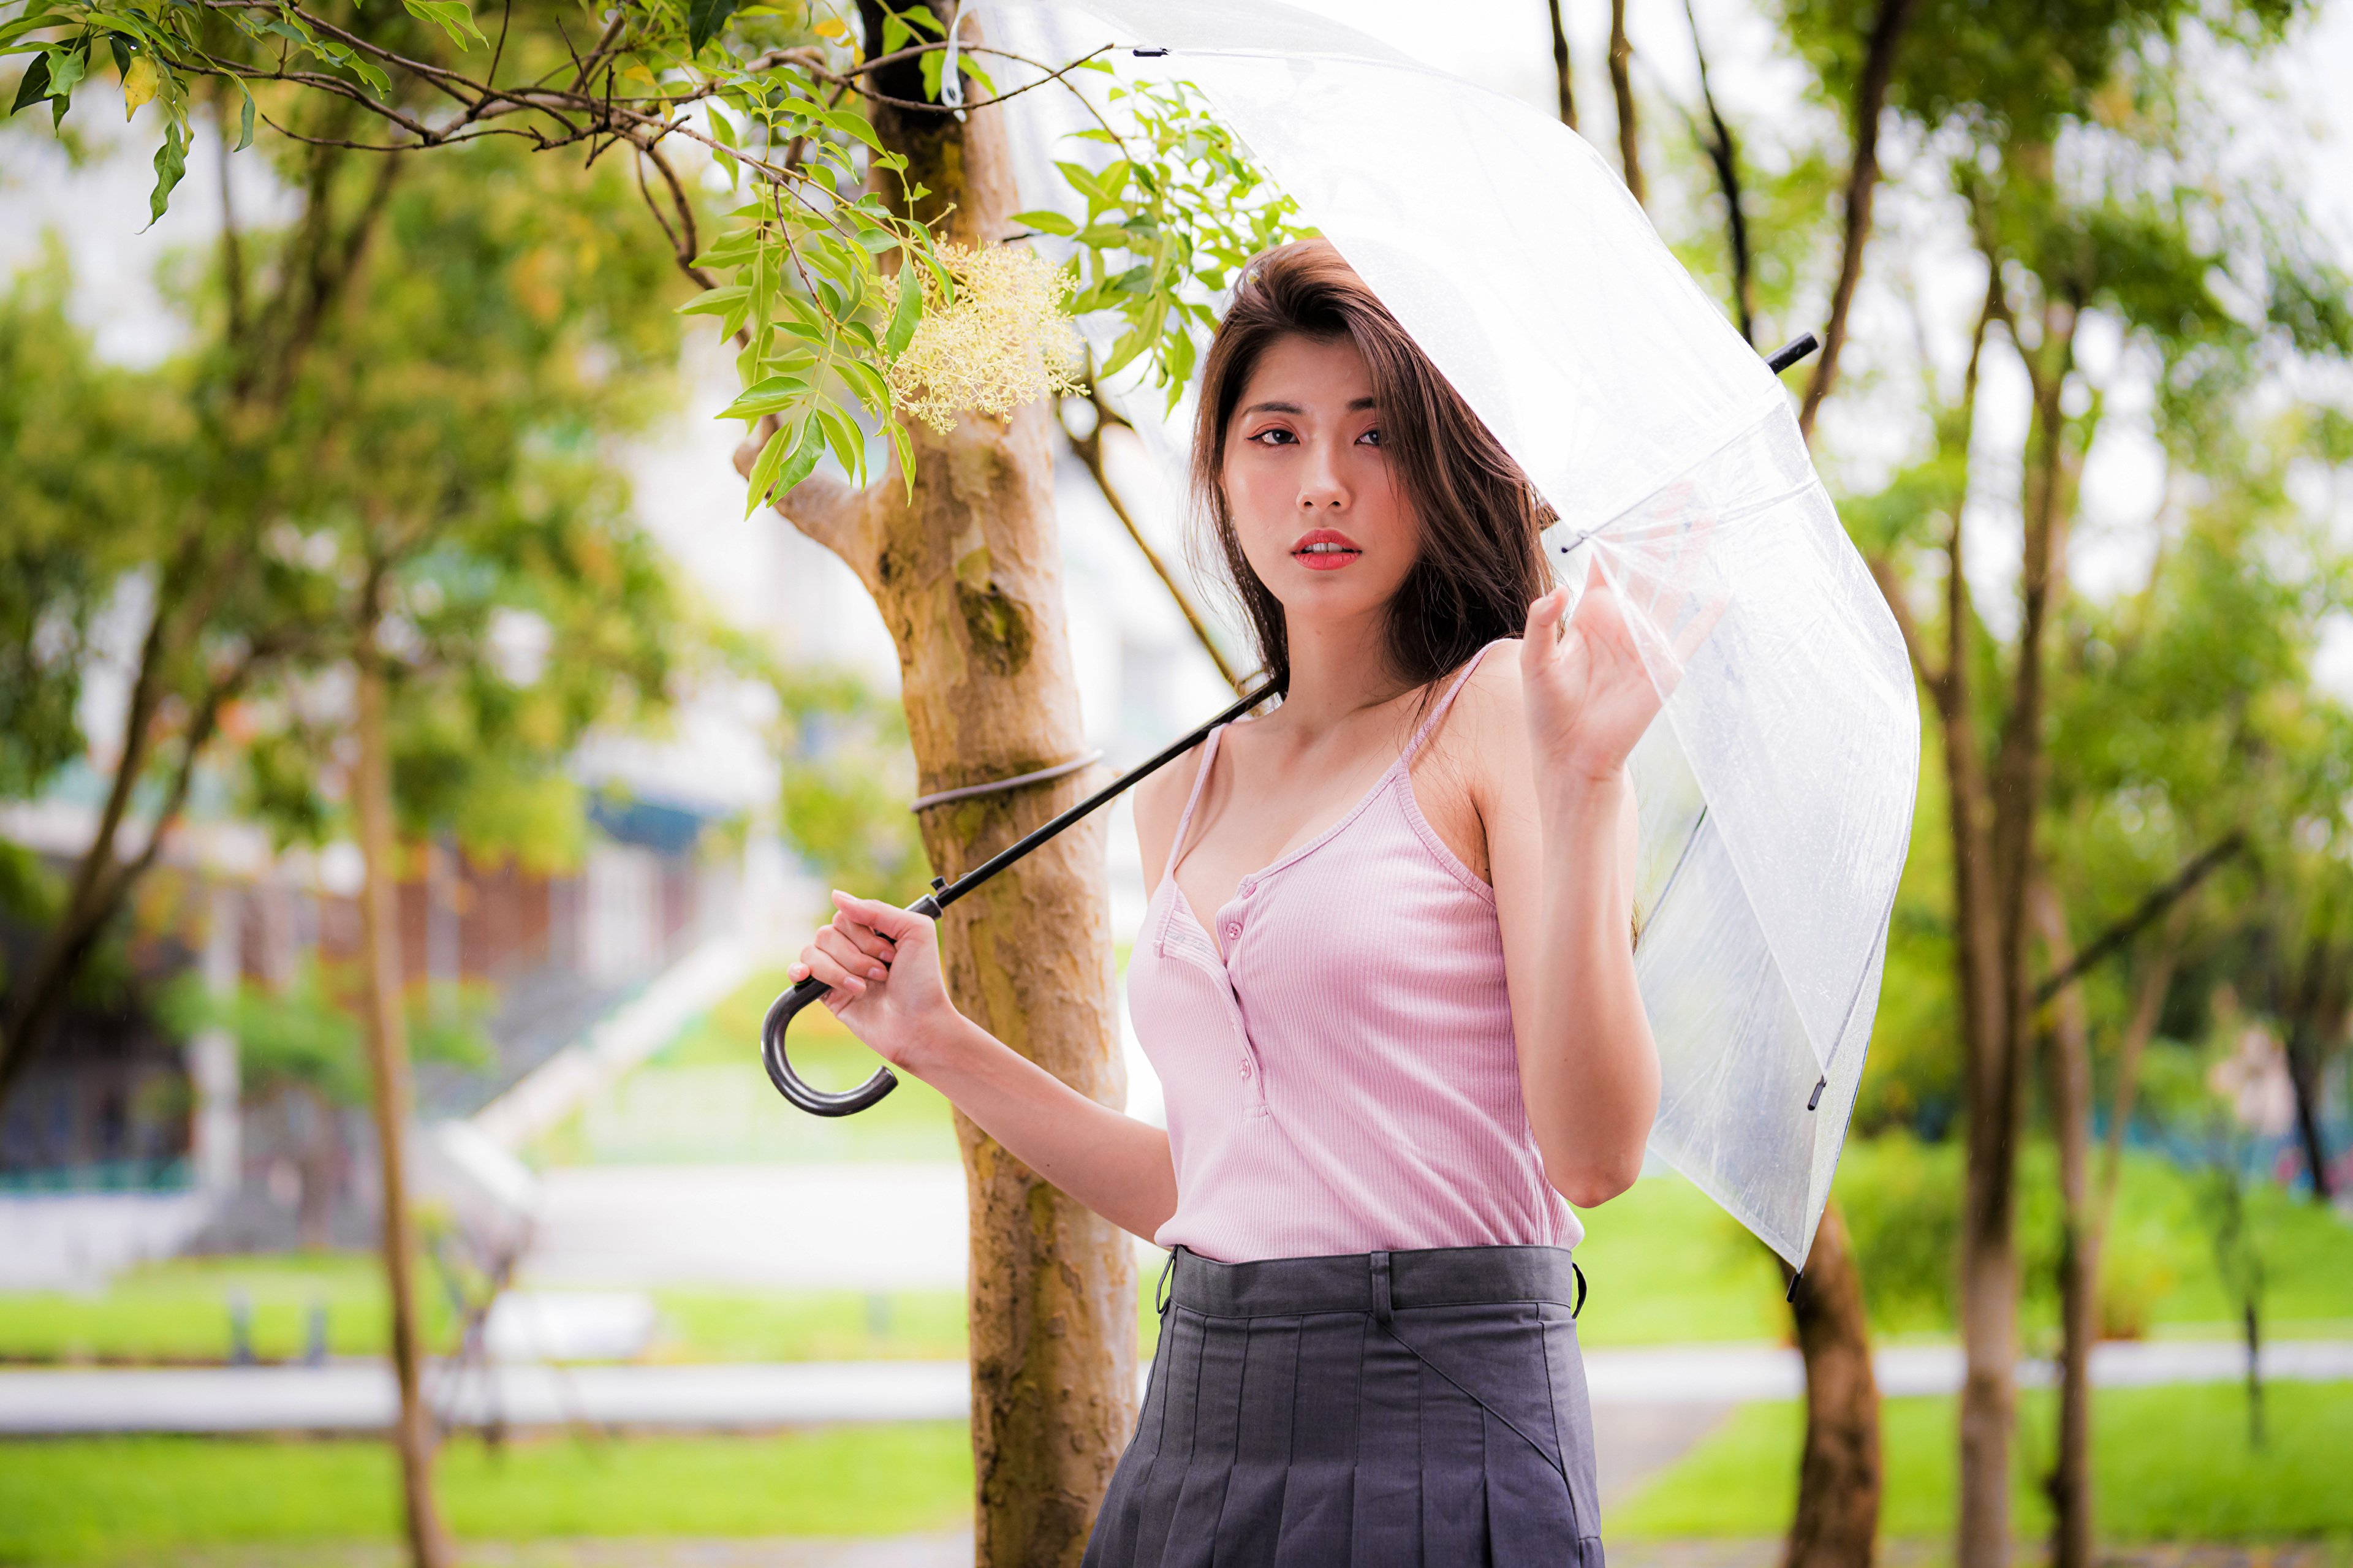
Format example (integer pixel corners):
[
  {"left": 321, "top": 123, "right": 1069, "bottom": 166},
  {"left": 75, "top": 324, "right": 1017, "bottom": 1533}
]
[
  {"left": 1369, "top": 1250, "right": 1394, "bottom": 1326},
  {"left": 1155, "top": 1248, "right": 1178, "bottom": 1316},
  {"left": 1572, "top": 1260, "right": 1587, "bottom": 1319}
]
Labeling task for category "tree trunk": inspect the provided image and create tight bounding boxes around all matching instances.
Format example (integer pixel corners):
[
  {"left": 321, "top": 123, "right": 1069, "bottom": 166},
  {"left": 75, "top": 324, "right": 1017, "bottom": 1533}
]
[
  {"left": 2034, "top": 883, "right": 2094, "bottom": 1568},
  {"left": 1607, "top": 0, "right": 1643, "bottom": 205},
  {"left": 768, "top": 13, "right": 1140, "bottom": 1562},
  {"left": 2282, "top": 936, "right": 2343, "bottom": 1203},
  {"left": 1780, "top": 1202, "right": 1882, "bottom": 1568},
  {"left": 1796, "top": 0, "right": 1922, "bottom": 442},
  {"left": 1546, "top": 0, "right": 1579, "bottom": 130},
  {"left": 355, "top": 597, "right": 452, "bottom": 1568}
]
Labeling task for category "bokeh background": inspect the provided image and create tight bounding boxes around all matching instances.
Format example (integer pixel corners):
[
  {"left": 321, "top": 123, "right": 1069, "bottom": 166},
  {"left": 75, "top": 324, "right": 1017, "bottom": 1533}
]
[{"left": 1, "top": 0, "right": 2349, "bottom": 1563}]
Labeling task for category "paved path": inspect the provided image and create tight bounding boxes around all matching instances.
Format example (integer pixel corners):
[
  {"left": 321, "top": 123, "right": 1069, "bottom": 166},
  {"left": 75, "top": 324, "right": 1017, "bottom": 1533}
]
[
  {"left": 523, "top": 1165, "right": 968, "bottom": 1290},
  {"left": 6, "top": 1340, "right": 2345, "bottom": 1436}
]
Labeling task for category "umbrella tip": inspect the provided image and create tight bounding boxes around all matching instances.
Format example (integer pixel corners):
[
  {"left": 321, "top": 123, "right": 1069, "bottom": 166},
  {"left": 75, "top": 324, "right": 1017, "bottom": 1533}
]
[
  {"left": 1766, "top": 332, "right": 1821, "bottom": 375},
  {"left": 1786, "top": 1269, "right": 1804, "bottom": 1303},
  {"left": 1806, "top": 1075, "right": 1826, "bottom": 1111}
]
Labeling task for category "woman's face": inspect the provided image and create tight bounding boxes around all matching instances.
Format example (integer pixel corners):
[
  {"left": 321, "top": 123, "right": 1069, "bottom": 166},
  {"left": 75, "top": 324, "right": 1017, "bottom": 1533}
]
[{"left": 1221, "top": 333, "right": 1420, "bottom": 635}]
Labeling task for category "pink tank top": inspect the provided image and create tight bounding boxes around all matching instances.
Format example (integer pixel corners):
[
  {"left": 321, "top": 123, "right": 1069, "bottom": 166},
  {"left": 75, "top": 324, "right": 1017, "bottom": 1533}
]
[{"left": 1127, "top": 643, "right": 1582, "bottom": 1263}]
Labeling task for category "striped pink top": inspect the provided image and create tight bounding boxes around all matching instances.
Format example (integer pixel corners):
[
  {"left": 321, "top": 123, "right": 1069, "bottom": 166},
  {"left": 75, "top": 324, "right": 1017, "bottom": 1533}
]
[{"left": 1129, "top": 644, "right": 1581, "bottom": 1263}]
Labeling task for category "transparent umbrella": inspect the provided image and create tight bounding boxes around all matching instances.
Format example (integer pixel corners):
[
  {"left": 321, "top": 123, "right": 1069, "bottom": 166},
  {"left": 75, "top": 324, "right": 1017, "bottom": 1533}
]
[
  {"left": 1027, "top": 0, "right": 1922, "bottom": 1272},
  {"left": 764, "top": 0, "right": 1922, "bottom": 1275}
]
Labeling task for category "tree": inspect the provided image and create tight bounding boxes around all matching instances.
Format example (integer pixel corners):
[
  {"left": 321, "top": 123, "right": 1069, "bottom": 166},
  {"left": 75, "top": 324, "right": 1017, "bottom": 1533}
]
[{"left": 1821, "top": 6, "right": 2349, "bottom": 1553}]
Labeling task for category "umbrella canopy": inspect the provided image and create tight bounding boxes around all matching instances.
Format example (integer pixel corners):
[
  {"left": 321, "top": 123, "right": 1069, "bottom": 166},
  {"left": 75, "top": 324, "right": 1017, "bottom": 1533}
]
[{"left": 1004, "top": 0, "right": 1922, "bottom": 1270}]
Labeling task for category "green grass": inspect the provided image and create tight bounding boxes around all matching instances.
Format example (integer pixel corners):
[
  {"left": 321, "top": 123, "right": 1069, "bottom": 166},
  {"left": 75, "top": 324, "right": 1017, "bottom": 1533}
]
[
  {"left": 526, "top": 969, "right": 959, "bottom": 1166},
  {"left": 1608, "top": 1382, "right": 2353, "bottom": 1540},
  {"left": 650, "top": 1289, "right": 972, "bottom": 1362},
  {"left": 0, "top": 1255, "right": 460, "bottom": 1366},
  {"left": 0, "top": 1427, "right": 972, "bottom": 1565},
  {"left": 1573, "top": 1173, "right": 1791, "bottom": 1346}
]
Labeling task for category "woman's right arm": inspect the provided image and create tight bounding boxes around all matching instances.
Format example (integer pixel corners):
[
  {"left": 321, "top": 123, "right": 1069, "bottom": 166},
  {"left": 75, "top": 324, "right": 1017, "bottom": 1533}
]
[{"left": 792, "top": 885, "right": 1179, "bottom": 1242}]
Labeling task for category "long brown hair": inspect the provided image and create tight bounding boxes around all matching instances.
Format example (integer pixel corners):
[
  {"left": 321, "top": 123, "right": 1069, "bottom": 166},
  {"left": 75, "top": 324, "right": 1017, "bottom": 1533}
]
[{"left": 1190, "top": 239, "right": 1553, "bottom": 698}]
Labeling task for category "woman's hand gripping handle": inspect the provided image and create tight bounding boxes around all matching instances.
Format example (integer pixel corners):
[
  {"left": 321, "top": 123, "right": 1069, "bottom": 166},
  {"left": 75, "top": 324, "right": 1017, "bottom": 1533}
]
[{"left": 762, "top": 888, "right": 952, "bottom": 1117}]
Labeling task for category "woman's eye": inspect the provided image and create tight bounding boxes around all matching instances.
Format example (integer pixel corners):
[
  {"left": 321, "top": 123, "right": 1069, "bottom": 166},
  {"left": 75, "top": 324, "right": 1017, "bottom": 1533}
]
[
  {"left": 1357, "top": 428, "right": 1382, "bottom": 447},
  {"left": 1249, "top": 428, "right": 1297, "bottom": 447}
]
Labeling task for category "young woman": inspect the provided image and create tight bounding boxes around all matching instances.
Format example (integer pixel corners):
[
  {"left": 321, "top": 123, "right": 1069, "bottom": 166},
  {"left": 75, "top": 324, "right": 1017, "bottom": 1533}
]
[{"left": 789, "top": 240, "right": 1661, "bottom": 1565}]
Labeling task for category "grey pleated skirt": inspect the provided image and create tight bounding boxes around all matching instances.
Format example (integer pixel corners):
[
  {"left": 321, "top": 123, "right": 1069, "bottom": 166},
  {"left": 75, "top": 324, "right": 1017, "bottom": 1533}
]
[{"left": 1084, "top": 1244, "right": 1607, "bottom": 1568}]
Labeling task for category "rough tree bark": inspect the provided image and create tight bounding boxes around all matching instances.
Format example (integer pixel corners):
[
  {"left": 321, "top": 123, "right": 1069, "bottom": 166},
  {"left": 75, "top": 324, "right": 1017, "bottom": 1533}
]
[
  {"left": 757, "top": 10, "right": 1140, "bottom": 1561},
  {"left": 1796, "top": 0, "right": 1921, "bottom": 442},
  {"left": 1607, "top": 0, "right": 1645, "bottom": 205},
  {"left": 355, "top": 564, "right": 452, "bottom": 1568},
  {"left": 1778, "top": 1203, "right": 1883, "bottom": 1568}
]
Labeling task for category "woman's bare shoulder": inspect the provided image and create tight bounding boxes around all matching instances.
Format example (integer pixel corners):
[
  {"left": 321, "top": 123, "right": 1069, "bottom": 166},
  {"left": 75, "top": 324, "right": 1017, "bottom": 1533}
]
[
  {"left": 1132, "top": 737, "right": 1210, "bottom": 884},
  {"left": 1444, "top": 640, "right": 1531, "bottom": 752}
]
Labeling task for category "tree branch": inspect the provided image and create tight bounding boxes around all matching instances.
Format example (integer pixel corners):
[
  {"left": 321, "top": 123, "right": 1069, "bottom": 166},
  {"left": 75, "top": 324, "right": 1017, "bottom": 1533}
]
[
  {"left": 2033, "top": 834, "right": 2245, "bottom": 1007},
  {"left": 1681, "top": 0, "right": 1752, "bottom": 343},
  {"left": 1545, "top": 0, "right": 1578, "bottom": 131},
  {"left": 1797, "top": 0, "right": 1922, "bottom": 442},
  {"left": 1059, "top": 387, "right": 1243, "bottom": 691},
  {"left": 1865, "top": 553, "right": 1948, "bottom": 702},
  {"left": 1607, "top": 0, "right": 1643, "bottom": 205}
]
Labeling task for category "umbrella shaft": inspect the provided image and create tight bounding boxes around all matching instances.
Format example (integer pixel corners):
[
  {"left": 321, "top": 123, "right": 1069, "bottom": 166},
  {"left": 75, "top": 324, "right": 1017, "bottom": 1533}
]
[{"left": 930, "top": 680, "right": 1279, "bottom": 911}]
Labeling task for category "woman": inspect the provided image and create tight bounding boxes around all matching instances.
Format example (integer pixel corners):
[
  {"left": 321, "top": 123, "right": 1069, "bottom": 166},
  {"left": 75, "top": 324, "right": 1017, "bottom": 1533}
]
[{"left": 789, "top": 240, "right": 1659, "bottom": 1565}]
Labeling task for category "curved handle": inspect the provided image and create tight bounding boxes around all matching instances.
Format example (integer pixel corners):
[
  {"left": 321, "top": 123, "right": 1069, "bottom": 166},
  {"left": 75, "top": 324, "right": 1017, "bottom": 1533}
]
[{"left": 759, "top": 892, "right": 941, "bottom": 1117}]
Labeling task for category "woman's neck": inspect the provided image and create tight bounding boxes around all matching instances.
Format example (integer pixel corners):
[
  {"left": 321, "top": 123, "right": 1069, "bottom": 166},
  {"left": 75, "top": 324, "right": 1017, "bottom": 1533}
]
[{"left": 1276, "top": 609, "right": 1415, "bottom": 737}]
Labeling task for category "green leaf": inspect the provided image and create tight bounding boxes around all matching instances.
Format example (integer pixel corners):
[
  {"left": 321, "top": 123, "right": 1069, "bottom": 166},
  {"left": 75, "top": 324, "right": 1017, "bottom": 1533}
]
[
  {"left": 820, "top": 104, "right": 881, "bottom": 151},
  {"left": 817, "top": 402, "right": 863, "bottom": 477},
  {"left": 884, "top": 269, "right": 922, "bottom": 355},
  {"left": 742, "top": 419, "right": 795, "bottom": 517},
  {"left": 1101, "top": 323, "right": 1150, "bottom": 379},
  {"left": 686, "top": 0, "right": 740, "bottom": 56},
  {"left": 232, "top": 78, "right": 254, "bottom": 150},
  {"left": 401, "top": 0, "right": 486, "bottom": 48},
  {"left": 8, "top": 50, "right": 50, "bottom": 116},
  {"left": 888, "top": 421, "right": 916, "bottom": 499},
  {"left": 1010, "top": 209, "right": 1077, "bottom": 238},
  {"left": 676, "top": 284, "right": 750, "bottom": 317},
  {"left": 1163, "top": 324, "right": 1196, "bottom": 397},
  {"left": 773, "top": 417, "right": 825, "bottom": 498},
  {"left": 141, "top": 118, "right": 186, "bottom": 229},
  {"left": 1075, "top": 224, "right": 1137, "bottom": 250},
  {"left": 719, "top": 372, "right": 814, "bottom": 420},
  {"left": 0, "top": 13, "right": 74, "bottom": 50},
  {"left": 836, "top": 355, "right": 890, "bottom": 412}
]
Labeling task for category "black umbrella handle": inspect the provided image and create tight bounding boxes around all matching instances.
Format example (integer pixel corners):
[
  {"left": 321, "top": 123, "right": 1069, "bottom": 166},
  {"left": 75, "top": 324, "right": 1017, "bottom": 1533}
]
[
  {"left": 760, "top": 890, "right": 944, "bottom": 1116},
  {"left": 757, "top": 681, "right": 1281, "bottom": 1118}
]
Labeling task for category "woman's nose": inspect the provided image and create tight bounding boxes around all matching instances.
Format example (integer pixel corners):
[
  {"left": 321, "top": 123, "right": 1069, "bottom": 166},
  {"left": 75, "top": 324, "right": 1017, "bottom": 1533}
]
[{"left": 1297, "top": 437, "right": 1351, "bottom": 510}]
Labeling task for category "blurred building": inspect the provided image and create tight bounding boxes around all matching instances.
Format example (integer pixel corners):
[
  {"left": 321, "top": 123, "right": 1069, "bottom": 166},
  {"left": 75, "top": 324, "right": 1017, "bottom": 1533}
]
[{"left": 0, "top": 793, "right": 751, "bottom": 1284}]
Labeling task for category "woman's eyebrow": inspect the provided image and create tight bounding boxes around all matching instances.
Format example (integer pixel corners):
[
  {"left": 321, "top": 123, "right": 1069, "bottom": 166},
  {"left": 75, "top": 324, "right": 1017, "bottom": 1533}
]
[{"left": 1239, "top": 398, "right": 1380, "bottom": 415}]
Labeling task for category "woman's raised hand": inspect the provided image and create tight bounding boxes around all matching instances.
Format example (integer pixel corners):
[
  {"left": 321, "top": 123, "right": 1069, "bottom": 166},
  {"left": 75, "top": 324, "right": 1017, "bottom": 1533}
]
[
  {"left": 1520, "top": 554, "right": 1702, "bottom": 793},
  {"left": 788, "top": 890, "right": 957, "bottom": 1070}
]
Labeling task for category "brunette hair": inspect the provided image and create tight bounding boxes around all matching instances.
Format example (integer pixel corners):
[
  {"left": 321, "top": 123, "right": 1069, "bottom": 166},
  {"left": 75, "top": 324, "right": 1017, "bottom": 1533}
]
[{"left": 1191, "top": 239, "right": 1553, "bottom": 698}]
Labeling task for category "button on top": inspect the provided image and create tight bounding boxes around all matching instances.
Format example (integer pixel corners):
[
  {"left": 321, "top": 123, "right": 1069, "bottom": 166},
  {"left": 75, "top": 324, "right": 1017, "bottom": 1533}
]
[
  {"left": 1238, "top": 1060, "right": 1252, "bottom": 1078},
  {"left": 1225, "top": 922, "right": 1242, "bottom": 940}
]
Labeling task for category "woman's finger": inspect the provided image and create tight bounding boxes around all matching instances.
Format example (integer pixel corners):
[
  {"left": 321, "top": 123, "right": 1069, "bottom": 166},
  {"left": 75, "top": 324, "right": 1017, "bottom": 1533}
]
[
  {"left": 830, "top": 908, "right": 897, "bottom": 964},
  {"left": 794, "top": 941, "right": 868, "bottom": 998},
  {"left": 814, "top": 925, "right": 889, "bottom": 983},
  {"left": 1522, "top": 585, "right": 1569, "bottom": 659},
  {"left": 831, "top": 889, "right": 934, "bottom": 945}
]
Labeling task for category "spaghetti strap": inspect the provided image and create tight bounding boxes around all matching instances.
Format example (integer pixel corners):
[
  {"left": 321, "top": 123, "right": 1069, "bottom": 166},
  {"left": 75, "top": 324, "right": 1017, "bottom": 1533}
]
[
  {"left": 1160, "top": 725, "right": 1227, "bottom": 885},
  {"left": 1399, "top": 640, "right": 1504, "bottom": 768}
]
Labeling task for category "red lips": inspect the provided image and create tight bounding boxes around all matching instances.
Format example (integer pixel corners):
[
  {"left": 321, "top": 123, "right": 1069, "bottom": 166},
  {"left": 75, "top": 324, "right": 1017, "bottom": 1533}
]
[{"left": 1290, "top": 528, "right": 1363, "bottom": 570}]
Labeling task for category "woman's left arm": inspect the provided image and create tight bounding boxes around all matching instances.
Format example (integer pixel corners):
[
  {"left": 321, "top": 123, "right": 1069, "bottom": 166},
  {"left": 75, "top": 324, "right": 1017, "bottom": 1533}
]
[{"left": 1476, "top": 571, "right": 1665, "bottom": 1209}]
